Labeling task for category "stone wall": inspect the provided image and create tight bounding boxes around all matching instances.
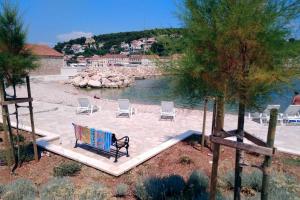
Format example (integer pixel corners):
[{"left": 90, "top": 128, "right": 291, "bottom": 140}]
[{"left": 30, "top": 56, "right": 64, "bottom": 76}]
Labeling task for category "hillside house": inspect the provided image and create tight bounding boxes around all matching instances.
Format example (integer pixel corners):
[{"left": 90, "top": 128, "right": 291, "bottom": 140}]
[{"left": 26, "top": 44, "right": 64, "bottom": 75}]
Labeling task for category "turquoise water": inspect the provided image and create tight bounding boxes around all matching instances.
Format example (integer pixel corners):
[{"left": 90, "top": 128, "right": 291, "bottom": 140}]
[{"left": 80, "top": 76, "right": 300, "bottom": 113}]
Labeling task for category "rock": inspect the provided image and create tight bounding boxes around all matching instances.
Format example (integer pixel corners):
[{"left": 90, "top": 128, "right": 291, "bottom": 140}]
[
  {"left": 68, "top": 66, "right": 162, "bottom": 89},
  {"left": 91, "top": 74, "right": 101, "bottom": 81},
  {"left": 108, "top": 76, "right": 120, "bottom": 82},
  {"left": 123, "top": 79, "right": 130, "bottom": 87},
  {"left": 106, "top": 82, "right": 118, "bottom": 88},
  {"left": 88, "top": 80, "right": 101, "bottom": 88},
  {"left": 101, "top": 78, "right": 111, "bottom": 86},
  {"left": 72, "top": 76, "right": 83, "bottom": 86},
  {"left": 79, "top": 78, "right": 89, "bottom": 87}
]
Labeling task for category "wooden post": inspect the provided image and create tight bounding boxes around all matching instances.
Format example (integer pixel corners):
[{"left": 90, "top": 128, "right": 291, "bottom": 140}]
[
  {"left": 234, "top": 102, "right": 245, "bottom": 200},
  {"left": 261, "top": 109, "right": 277, "bottom": 200},
  {"left": 209, "top": 97, "right": 224, "bottom": 200},
  {"left": 26, "top": 76, "right": 38, "bottom": 162},
  {"left": 0, "top": 79, "right": 14, "bottom": 166},
  {"left": 201, "top": 97, "right": 208, "bottom": 150}
]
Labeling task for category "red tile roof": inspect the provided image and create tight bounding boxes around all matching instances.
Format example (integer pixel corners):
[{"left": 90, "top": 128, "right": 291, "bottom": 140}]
[{"left": 25, "top": 44, "right": 63, "bottom": 58}]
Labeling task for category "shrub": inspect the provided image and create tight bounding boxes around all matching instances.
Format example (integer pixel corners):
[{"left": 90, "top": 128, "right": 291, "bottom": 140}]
[
  {"left": 0, "top": 183, "right": 4, "bottom": 196},
  {"left": 143, "top": 177, "right": 166, "bottom": 199},
  {"left": 135, "top": 175, "right": 186, "bottom": 200},
  {"left": 40, "top": 178, "right": 74, "bottom": 200},
  {"left": 179, "top": 155, "right": 193, "bottom": 165},
  {"left": 242, "top": 170, "right": 262, "bottom": 192},
  {"left": 18, "top": 142, "right": 35, "bottom": 162},
  {"left": 1, "top": 179, "right": 36, "bottom": 200},
  {"left": 116, "top": 183, "right": 128, "bottom": 197},
  {"left": 269, "top": 173, "right": 299, "bottom": 200},
  {"left": 163, "top": 175, "right": 185, "bottom": 197},
  {"left": 187, "top": 170, "right": 209, "bottom": 195},
  {"left": 222, "top": 171, "right": 235, "bottom": 189},
  {"left": 53, "top": 162, "right": 81, "bottom": 177},
  {"left": 135, "top": 179, "right": 148, "bottom": 200},
  {"left": 78, "top": 183, "right": 110, "bottom": 200},
  {"left": 12, "top": 134, "right": 25, "bottom": 144},
  {"left": 0, "top": 150, "right": 7, "bottom": 166}
]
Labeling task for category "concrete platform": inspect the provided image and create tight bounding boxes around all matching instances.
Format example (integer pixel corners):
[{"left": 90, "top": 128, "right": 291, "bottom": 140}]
[{"left": 2, "top": 81, "right": 300, "bottom": 176}]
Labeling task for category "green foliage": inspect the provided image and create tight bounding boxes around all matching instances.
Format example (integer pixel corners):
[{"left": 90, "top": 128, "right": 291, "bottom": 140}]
[
  {"left": 135, "top": 175, "right": 186, "bottom": 200},
  {"left": 163, "top": 175, "right": 186, "bottom": 197},
  {"left": 0, "top": 183, "right": 4, "bottom": 195},
  {"left": 12, "top": 134, "right": 25, "bottom": 143},
  {"left": 179, "top": 155, "right": 193, "bottom": 165},
  {"left": 0, "top": 142, "right": 35, "bottom": 165},
  {"left": 135, "top": 179, "right": 148, "bottom": 200},
  {"left": 1, "top": 179, "right": 36, "bottom": 200},
  {"left": 187, "top": 170, "right": 209, "bottom": 196},
  {"left": 173, "top": 0, "right": 300, "bottom": 108},
  {"left": 0, "top": 1, "right": 37, "bottom": 83},
  {"left": 269, "top": 172, "right": 299, "bottom": 199},
  {"left": 18, "top": 142, "right": 35, "bottom": 162},
  {"left": 78, "top": 183, "right": 110, "bottom": 200},
  {"left": 55, "top": 28, "right": 184, "bottom": 57},
  {"left": 242, "top": 170, "right": 262, "bottom": 192},
  {"left": 222, "top": 171, "right": 235, "bottom": 189},
  {"left": 283, "top": 157, "right": 300, "bottom": 166},
  {"left": 40, "top": 178, "right": 74, "bottom": 200},
  {"left": 221, "top": 170, "right": 300, "bottom": 199},
  {"left": 53, "top": 162, "right": 81, "bottom": 177},
  {"left": 115, "top": 183, "right": 128, "bottom": 197}
]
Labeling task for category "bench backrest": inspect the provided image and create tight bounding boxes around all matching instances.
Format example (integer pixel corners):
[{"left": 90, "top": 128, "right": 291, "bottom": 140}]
[
  {"left": 78, "top": 98, "right": 91, "bottom": 108},
  {"left": 72, "top": 123, "right": 112, "bottom": 152},
  {"left": 284, "top": 105, "right": 300, "bottom": 116},
  {"left": 263, "top": 105, "right": 280, "bottom": 115},
  {"left": 161, "top": 101, "right": 174, "bottom": 113},
  {"left": 118, "top": 99, "right": 130, "bottom": 110}
]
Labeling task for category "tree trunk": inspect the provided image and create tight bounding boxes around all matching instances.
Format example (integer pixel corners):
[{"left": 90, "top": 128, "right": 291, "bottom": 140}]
[
  {"left": 0, "top": 79, "right": 15, "bottom": 166},
  {"left": 234, "top": 102, "right": 245, "bottom": 200},
  {"left": 201, "top": 98, "right": 208, "bottom": 150},
  {"left": 261, "top": 109, "right": 277, "bottom": 200},
  {"left": 209, "top": 96, "right": 225, "bottom": 200},
  {"left": 13, "top": 82, "right": 20, "bottom": 167}
]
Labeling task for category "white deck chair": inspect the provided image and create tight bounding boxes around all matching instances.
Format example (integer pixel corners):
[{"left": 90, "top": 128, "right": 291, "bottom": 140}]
[
  {"left": 279, "top": 105, "right": 300, "bottom": 125},
  {"left": 248, "top": 105, "right": 280, "bottom": 124},
  {"left": 117, "top": 99, "right": 134, "bottom": 117},
  {"left": 76, "top": 98, "right": 98, "bottom": 114},
  {"left": 161, "top": 101, "right": 176, "bottom": 120}
]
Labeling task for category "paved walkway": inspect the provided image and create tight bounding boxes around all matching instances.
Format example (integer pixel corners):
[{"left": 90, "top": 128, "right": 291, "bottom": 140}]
[{"left": 2, "top": 81, "right": 300, "bottom": 176}]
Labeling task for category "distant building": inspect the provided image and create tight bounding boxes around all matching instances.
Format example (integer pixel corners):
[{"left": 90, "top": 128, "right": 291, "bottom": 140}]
[
  {"left": 102, "top": 54, "right": 129, "bottom": 66},
  {"left": 90, "top": 55, "right": 103, "bottom": 68},
  {"left": 85, "top": 37, "right": 95, "bottom": 44},
  {"left": 26, "top": 44, "right": 64, "bottom": 75},
  {"left": 90, "top": 54, "right": 130, "bottom": 67},
  {"left": 129, "top": 55, "right": 158, "bottom": 66},
  {"left": 71, "top": 44, "right": 85, "bottom": 54}
]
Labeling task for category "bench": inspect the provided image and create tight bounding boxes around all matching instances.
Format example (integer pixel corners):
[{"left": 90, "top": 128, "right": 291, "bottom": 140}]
[{"left": 72, "top": 123, "right": 130, "bottom": 162}]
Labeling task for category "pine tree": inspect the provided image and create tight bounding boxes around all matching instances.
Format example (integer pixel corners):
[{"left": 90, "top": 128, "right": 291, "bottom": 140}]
[
  {"left": 0, "top": 0, "right": 37, "bottom": 84},
  {"left": 175, "top": 0, "right": 300, "bottom": 199},
  {"left": 0, "top": 1, "right": 38, "bottom": 167}
]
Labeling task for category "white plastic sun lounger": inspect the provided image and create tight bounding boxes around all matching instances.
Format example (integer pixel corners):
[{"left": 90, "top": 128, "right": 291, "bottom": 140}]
[
  {"left": 116, "top": 99, "right": 134, "bottom": 117},
  {"left": 160, "top": 101, "right": 176, "bottom": 120},
  {"left": 76, "top": 98, "right": 98, "bottom": 114},
  {"left": 279, "top": 105, "right": 300, "bottom": 125},
  {"left": 248, "top": 105, "right": 280, "bottom": 124}
]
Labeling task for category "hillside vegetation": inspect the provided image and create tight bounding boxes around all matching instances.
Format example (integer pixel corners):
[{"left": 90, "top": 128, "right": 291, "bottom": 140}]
[{"left": 54, "top": 28, "right": 184, "bottom": 57}]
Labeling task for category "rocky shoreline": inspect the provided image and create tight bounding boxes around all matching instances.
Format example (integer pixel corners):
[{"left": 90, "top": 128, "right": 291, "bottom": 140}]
[{"left": 67, "top": 66, "right": 162, "bottom": 88}]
